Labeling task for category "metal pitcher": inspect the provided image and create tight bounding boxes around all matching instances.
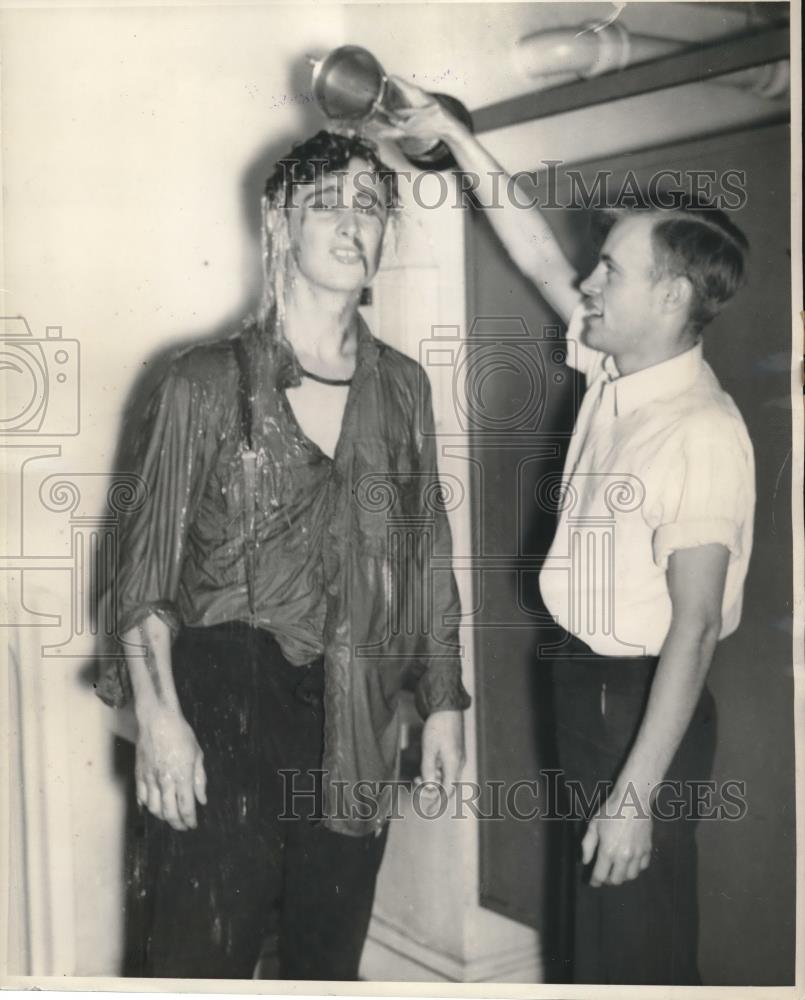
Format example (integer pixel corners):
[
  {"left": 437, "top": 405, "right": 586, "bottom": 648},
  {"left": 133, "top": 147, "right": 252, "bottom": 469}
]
[{"left": 309, "top": 45, "right": 473, "bottom": 170}]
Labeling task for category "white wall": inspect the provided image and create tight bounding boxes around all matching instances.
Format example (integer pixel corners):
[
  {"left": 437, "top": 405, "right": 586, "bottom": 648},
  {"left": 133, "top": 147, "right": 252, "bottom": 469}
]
[{"left": 1, "top": 3, "right": 348, "bottom": 468}]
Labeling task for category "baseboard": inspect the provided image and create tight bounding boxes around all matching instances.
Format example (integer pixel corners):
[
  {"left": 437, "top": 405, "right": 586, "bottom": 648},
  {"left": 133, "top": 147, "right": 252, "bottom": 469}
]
[{"left": 360, "top": 912, "right": 542, "bottom": 983}]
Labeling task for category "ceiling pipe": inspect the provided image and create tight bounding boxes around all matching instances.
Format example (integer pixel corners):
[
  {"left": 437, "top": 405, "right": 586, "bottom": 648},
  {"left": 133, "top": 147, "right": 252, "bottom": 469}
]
[{"left": 514, "top": 23, "right": 789, "bottom": 99}]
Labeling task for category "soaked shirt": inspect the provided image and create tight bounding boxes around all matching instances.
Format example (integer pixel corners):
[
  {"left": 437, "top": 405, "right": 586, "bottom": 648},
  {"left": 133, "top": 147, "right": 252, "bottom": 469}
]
[
  {"left": 111, "top": 327, "right": 332, "bottom": 666},
  {"left": 97, "top": 315, "right": 470, "bottom": 835}
]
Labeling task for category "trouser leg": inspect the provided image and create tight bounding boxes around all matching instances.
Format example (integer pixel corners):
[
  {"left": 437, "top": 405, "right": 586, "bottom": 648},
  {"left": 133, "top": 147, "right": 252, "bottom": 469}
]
[
  {"left": 279, "top": 820, "right": 389, "bottom": 980},
  {"left": 139, "top": 626, "right": 285, "bottom": 979},
  {"left": 142, "top": 818, "right": 282, "bottom": 978},
  {"left": 269, "top": 652, "right": 389, "bottom": 981},
  {"left": 571, "top": 806, "right": 702, "bottom": 985},
  {"left": 132, "top": 624, "right": 387, "bottom": 980},
  {"left": 551, "top": 645, "right": 716, "bottom": 985}
]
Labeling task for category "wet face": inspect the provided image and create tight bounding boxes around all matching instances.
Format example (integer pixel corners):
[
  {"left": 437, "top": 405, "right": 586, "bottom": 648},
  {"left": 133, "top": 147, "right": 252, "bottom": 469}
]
[
  {"left": 578, "top": 214, "right": 667, "bottom": 363},
  {"left": 285, "top": 157, "right": 389, "bottom": 295}
]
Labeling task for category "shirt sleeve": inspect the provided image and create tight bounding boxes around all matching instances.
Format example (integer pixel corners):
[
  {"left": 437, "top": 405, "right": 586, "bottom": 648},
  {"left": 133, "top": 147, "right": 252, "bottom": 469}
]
[
  {"left": 648, "top": 416, "right": 753, "bottom": 570},
  {"left": 96, "top": 362, "right": 214, "bottom": 706},
  {"left": 410, "top": 370, "right": 472, "bottom": 719},
  {"left": 118, "top": 364, "right": 214, "bottom": 633}
]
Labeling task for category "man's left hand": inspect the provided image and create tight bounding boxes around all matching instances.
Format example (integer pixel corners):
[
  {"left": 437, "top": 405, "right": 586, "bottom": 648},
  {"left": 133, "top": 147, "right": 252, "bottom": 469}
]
[
  {"left": 582, "top": 801, "right": 653, "bottom": 887},
  {"left": 418, "top": 709, "right": 466, "bottom": 795}
]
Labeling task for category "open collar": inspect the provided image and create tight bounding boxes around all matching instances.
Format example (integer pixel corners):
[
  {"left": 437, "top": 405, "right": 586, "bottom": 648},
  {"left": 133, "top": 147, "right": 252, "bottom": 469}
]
[
  {"left": 603, "top": 341, "right": 703, "bottom": 417},
  {"left": 241, "top": 310, "right": 383, "bottom": 392}
]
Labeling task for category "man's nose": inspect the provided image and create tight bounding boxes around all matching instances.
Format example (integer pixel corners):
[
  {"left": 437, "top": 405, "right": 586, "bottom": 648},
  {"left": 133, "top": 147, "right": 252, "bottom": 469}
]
[
  {"left": 579, "top": 268, "right": 600, "bottom": 298},
  {"left": 336, "top": 207, "right": 360, "bottom": 237}
]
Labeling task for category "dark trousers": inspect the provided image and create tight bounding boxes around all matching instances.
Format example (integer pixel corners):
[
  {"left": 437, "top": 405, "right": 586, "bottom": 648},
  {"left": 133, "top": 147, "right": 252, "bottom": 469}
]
[
  {"left": 550, "top": 635, "right": 717, "bottom": 986},
  {"left": 129, "top": 623, "right": 387, "bottom": 980}
]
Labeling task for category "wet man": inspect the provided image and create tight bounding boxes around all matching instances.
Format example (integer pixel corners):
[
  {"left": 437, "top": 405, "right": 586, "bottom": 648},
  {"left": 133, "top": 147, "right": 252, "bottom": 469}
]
[
  {"left": 98, "top": 131, "right": 470, "bottom": 980},
  {"left": 377, "top": 85, "right": 755, "bottom": 985}
]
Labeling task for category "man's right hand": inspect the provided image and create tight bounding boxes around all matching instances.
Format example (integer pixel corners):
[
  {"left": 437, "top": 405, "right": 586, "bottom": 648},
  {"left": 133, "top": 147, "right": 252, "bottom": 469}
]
[
  {"left": 135, "top": 707, "right": 207, "bottom": 831},
  {"left": 374, "top": 76, "right": 468, "bottom": 146}
]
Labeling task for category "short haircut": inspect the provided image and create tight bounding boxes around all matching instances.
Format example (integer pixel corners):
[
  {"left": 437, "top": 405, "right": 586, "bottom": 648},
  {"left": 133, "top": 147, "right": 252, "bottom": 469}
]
[
  {"left": 264, "top": 129, "right": 399, "bottom": 211},
  {"left": 649, "top": 207, "right": 749, "bottom": 332},
  {"left": 596, "top": 204, "right": 750, "bottom": 333}
]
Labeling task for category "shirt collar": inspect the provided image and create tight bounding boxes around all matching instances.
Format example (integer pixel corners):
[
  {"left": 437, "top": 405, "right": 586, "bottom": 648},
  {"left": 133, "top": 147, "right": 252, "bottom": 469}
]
[
  {"left": 240, "top": 309, "right": 383, "bottom": 391},
  {"left": 603, "top": 340, "right": 703, "bottom": 417}
]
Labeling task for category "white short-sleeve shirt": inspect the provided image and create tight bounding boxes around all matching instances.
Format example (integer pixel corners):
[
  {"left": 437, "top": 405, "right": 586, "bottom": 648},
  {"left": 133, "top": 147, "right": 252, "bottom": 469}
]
[{"left": 539, "top": 306, "right": 756, "bottom": 657}]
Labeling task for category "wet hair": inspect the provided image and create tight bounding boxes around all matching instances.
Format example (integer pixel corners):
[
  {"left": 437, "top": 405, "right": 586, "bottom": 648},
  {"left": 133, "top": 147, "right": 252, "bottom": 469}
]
[
  {"left": 595, "top": 204, "right": 749, "bottom": 334},
  {"left": 258, "top": 130, "right": 398, "bottom": 327},
  {"left": 264, "top": 129, "right": 399, "bottom": 209}
]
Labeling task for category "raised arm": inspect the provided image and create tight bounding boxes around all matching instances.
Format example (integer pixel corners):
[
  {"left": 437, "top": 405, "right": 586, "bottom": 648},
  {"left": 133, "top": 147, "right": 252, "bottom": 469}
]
[{"left": 378, "top": 77, "right": 581, "bottom": 323}]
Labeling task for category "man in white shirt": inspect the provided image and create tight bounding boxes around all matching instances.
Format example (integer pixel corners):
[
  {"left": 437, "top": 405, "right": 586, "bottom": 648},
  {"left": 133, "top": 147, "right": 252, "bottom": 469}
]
[{"left": 376, "top": 84, "right": 755, "bottom": 985}]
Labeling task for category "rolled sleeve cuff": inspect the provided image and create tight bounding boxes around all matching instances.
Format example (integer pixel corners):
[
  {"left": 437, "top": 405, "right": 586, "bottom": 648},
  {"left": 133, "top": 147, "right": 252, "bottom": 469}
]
[
  {"left": 653, "top": 517, "right": 741, "bottom": 570},
  {"left": 117, "top": 599, "right": 182, "bottom": 639},
  {"left": 97, "top": 601, "right": 182, "bottom": 708},
  {"left": 414, "top": 660, "right": 472, "bottom": 719}
]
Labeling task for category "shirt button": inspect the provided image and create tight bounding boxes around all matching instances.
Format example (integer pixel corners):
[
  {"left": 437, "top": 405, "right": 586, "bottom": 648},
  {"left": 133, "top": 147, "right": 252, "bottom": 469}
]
[{"left": 328, "top": 582, "right": 339, "bottom": 596}]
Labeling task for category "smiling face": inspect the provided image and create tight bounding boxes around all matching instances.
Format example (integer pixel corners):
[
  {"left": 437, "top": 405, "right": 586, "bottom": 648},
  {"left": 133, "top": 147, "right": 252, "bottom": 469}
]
[
  {"left": 285, "top": 157, "right": 389, "bottom": 296},
  {"left": 579, "top": 214, "right": 673, "bottom": 368}
]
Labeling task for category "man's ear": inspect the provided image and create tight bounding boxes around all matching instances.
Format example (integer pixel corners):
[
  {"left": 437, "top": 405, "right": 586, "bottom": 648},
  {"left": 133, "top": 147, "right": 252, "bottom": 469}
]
[{"left": 659, "top": 274, "right": 694, "bottom": 317}]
